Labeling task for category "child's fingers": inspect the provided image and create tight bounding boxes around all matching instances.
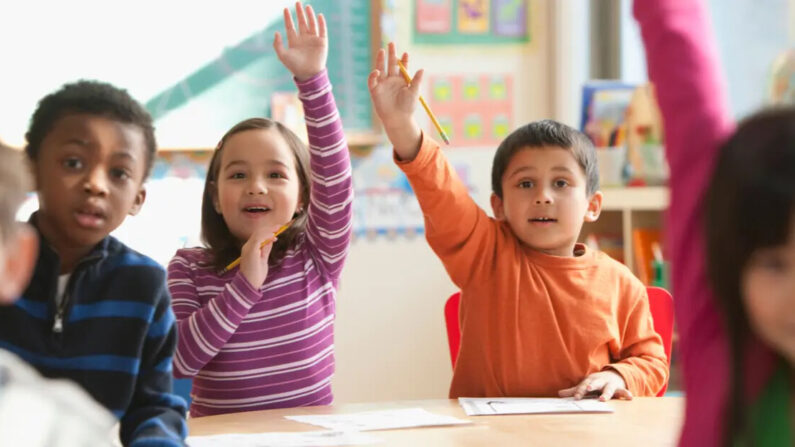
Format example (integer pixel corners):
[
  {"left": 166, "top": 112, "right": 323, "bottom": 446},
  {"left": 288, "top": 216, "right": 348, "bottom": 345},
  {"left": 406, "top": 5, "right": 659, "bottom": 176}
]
[
  {"left": 613, "top": 388, "right": 634, "bottom": 401},
  {"left": 387, "top": 42, "right": 398, "bottom": 76},
  {"left": 573, "top": 378, "right": 591, "bottom": 399},
  {"left": 374, "top": 49, "right": 386, "bottom": 80},
  {"left": 283, "top": 7, "right": 297, "bottom": 45},
  {"left": 295, "top": 1, "right": 309, "bottom": 34},
  {"left": 558, "top": 386, "right": 577, "bottom": 398},
  {"left": 401, "top": 52, "right": 409, "bottom": 70},
  {"left": 305, "top": 4, "right": 317, "bottom": 35},
  {"left": 598, "top": 383, "right": 616, "bottom": 401},
  {"left": 409, "top": 69, "right": 425, "bottom": 95},
  {"left": 368, "top": 70, "right": 380, "bottom": 91},
  {"left": 317, "top": 13, "right": 327, "bottom": 39},
  {"left": 273, "top": 32, "right": 285, "bottom": 58}
]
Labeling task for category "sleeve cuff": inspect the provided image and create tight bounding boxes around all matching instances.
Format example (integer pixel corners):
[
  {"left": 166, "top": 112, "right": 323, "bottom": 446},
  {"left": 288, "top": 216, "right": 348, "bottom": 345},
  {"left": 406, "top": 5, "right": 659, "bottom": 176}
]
[
  {"left": 295, "top": 68, "right": 330, "bottom": 92},
  {"left": 230, "top": 272, "right": 261, "bottom": 306},
  {"left": 394, "top": 131, "right": 441, "bottom": 175}
]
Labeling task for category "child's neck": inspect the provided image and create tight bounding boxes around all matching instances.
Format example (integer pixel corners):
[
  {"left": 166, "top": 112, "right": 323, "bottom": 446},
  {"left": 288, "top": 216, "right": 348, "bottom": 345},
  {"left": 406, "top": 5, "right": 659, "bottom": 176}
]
[{"left": 37, "top": 220, "right": 96, "bottom": 274}]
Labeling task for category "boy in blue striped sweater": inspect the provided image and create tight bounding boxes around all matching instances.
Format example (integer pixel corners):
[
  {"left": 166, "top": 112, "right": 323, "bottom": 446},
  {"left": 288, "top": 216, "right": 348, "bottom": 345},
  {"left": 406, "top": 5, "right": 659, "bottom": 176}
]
[{"left": 0, "top": 81, "right": 187, "bottom": 446}]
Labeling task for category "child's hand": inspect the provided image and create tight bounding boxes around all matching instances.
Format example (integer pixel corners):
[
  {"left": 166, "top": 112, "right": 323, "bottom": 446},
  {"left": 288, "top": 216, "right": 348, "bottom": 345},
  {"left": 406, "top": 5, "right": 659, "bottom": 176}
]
[
  {"left": 239, "top": 225, "right": 280, "bottom": 289},
  {"left": 273, "top": 1, "right": 327, "bottom": 82},
  {"left": 368, "top": 42, "right": 423, "bottom": 161},
  {"left": 558, "top": 370, "right": 633, "bottom": 401}
]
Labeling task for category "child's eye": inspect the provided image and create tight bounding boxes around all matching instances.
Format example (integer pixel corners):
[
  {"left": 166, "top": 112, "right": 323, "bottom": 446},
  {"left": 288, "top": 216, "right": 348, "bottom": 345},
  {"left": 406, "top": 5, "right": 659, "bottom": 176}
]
[
  {"left": 754, "top": 252, "right": 789, "bottom": 273},
  {"left": 62, "top": 157, "right": 84, "bottom": 170},
  {"left": 554, "top": 179, "right": 569, "bottom": 188},
  {"left": 269, "top": 172, "right": 285, "bottom": 179},
  {"left": 110, "top": 168, "right": 131, "bottom": 181},
  {"left": 518, "top": 180, "right": 533, "bottom": 189},
  {"left": 229, "top": 172, "right": 246, "bottom": 180}
]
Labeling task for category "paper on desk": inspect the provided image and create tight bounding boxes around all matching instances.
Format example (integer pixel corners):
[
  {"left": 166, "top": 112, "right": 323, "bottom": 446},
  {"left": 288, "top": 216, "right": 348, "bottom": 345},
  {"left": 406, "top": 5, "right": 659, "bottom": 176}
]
[
  {"left": 185, "top": 430, "right": 379, "bottom": 447},
  {"left": 458, "top": 397, "right": 614, "bottom": 416},
  {"left": 285, "top": 407, "right": 471, "bottom": 432}
]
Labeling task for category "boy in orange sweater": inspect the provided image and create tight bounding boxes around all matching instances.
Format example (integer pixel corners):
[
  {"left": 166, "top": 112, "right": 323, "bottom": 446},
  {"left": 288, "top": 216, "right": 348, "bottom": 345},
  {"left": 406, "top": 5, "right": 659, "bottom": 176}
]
[{"left": 368, "top": 44, "right": 668, "bottom": 400}]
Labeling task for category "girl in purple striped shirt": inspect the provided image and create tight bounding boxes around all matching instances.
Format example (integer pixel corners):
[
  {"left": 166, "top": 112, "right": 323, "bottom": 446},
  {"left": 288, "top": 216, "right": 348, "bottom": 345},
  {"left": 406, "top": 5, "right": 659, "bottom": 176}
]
[{"left": 167, "top": 2, "right": 352, "bottom": 417}]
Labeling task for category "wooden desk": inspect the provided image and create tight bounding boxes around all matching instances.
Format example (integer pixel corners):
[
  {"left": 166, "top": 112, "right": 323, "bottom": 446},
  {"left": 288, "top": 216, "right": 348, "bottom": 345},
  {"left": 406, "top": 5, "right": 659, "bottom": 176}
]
[{"left": 188, "top": 397, "right": 684, "bottom": 446}]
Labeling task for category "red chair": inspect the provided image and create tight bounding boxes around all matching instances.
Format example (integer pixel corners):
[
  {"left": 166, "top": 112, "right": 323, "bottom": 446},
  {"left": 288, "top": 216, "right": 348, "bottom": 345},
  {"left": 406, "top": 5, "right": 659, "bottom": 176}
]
[
  {"left": 443, "top": 287, "right": 674, "bottom": 396},
  {"left": 444, "top": 292, "right": 461, "bottom": 367},
  {"left": 645, "top": 286, "right": 674, "bottom": 396}
]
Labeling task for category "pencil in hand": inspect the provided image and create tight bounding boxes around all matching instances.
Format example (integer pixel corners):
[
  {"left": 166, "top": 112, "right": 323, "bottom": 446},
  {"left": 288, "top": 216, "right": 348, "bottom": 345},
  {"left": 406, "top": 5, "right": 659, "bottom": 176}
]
[
  {"left": 222, "top": 220, "right": 295, "bottom": 273},
  {"left": 396, "top": 60, "right": 451, "bottom": 145}
]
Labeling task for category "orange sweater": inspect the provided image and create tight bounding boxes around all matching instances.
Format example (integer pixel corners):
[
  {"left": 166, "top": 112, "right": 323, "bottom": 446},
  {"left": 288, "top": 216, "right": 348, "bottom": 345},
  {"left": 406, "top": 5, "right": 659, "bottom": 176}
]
[{"left": 397, "top": 133, "right": 668, "bottom": 398}]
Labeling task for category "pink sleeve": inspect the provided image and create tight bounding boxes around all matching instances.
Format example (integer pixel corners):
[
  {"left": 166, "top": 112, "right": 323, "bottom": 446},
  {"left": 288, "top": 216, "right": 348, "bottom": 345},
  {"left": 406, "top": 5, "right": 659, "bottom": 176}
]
[{"left": 634, "top": 1, "right": 733, "bottom": 445}]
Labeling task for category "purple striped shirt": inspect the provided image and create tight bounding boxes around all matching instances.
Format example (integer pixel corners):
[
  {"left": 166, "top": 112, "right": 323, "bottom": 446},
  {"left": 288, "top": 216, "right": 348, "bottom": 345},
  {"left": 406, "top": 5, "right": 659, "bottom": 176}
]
[{"left": 167, "top": 70, "right": 352, "bottom": 417}]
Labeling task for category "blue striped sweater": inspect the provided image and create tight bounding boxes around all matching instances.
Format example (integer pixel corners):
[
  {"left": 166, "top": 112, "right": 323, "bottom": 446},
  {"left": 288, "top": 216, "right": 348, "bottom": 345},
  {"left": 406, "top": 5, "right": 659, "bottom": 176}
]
[{"left": 0, "top": 218, "right": 187, "bottom": 446}]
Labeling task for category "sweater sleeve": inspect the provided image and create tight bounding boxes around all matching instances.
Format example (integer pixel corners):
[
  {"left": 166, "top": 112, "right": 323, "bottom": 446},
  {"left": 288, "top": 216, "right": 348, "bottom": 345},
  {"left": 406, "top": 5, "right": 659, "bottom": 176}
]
[
  {"left": 605, "top": 284, "right": 669, "bottom": 397},
  {"left": 396, "top": 132, "right": 499, "bottom": 289},
  {"left": 167, "top": 250, "right": 262, "bottom": 377},
  {"left": 296, "top": 70, "right": 353, "bottom": 283},
  {"left": 634, "top": 0, "right": 734, "bottom": 443},
  {"left": 120, "top": 280, "right": 187, "bottom": 447}
]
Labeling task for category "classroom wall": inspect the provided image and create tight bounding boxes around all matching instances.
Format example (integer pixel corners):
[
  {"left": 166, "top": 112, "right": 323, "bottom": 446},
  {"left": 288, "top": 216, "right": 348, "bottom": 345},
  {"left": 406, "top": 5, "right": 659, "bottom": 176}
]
[{"left": 331, "top": 0, "right": 555, "bottom": 404}]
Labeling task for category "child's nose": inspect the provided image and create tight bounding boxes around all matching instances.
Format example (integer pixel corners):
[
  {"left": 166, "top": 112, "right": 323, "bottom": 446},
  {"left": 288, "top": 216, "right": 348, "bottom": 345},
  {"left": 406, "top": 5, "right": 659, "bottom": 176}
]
[
  {"left": 246, "top": 178, "right": 267, "bottom": 195},
  {"left": 83, "top": 167, "right": 109, "bottom": 196},
  {"left": 533, "top": 187, "right": 553, "bottom": 204}
]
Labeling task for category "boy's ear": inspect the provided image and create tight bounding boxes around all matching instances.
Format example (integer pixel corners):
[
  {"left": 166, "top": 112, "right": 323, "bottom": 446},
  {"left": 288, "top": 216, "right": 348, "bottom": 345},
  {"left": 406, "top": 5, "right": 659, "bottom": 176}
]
[
  {"left": 490, "top": 192, "right": 506, "bottom": 221},
  {"left": 584, "top": 190, "right": 603, "bottom": 223},
  {"left": 0, "top": 225, "right": 38, "bottom": 305},
  {"left": 127, "top": 186, "right": 147, "bottom": 216}
]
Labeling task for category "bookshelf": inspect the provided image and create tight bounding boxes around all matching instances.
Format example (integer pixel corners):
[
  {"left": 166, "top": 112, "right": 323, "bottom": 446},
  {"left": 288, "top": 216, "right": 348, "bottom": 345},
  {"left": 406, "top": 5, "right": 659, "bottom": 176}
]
[{"left": 581, "top": 186, "right": 669, "bottom": 281}]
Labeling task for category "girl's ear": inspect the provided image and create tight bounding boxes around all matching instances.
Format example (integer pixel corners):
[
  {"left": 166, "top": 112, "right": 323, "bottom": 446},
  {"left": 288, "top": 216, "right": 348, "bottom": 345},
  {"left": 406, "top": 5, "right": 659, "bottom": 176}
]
[{"left": 211, "top": 181, "right": 222, "bottom": 214}]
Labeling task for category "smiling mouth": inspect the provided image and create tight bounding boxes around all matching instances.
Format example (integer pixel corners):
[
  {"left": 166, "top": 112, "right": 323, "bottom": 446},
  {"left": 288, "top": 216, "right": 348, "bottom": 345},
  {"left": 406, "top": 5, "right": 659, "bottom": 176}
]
[
  {"left": 530, "top": 217, "right": 557, "bottom": 223},
  {"left": 243, "top": 206, "right": 271, "bottom": 214}
]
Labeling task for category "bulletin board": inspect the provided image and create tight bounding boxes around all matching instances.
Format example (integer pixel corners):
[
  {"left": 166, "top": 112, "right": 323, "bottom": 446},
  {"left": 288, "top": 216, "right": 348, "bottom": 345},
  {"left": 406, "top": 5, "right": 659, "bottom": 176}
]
[
  {"left": 413, "top": 0, "right": 530, "bottom": 44},
  {"left": 146, "top": 0, "right": 378, "bottom": 147}
]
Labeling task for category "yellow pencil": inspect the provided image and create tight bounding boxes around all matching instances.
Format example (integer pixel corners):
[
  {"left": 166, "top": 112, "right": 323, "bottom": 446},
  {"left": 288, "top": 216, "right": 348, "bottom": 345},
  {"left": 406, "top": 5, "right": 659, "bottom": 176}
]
[
  {"left": 397, "top": 61, "right": 450, "bottom": 145},
  {"left": 222, "top": 220, "right": 294, "bottom": 273}
]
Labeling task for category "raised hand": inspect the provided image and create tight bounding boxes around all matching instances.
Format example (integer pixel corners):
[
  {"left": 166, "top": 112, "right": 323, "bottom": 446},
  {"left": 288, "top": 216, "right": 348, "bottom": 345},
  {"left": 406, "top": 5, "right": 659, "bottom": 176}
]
[
  {"left": 368, "top": 42, "right": 423, "bottom": 161},
  {"left": 273, "top": 1, "right": 327, "bottom": 81}
]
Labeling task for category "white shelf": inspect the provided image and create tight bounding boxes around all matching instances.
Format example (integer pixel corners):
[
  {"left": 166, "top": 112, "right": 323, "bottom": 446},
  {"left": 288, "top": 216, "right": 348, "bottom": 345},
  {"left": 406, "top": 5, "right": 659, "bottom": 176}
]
[{"left": 600, "top": 186, "right": 669, "bottom": 211}]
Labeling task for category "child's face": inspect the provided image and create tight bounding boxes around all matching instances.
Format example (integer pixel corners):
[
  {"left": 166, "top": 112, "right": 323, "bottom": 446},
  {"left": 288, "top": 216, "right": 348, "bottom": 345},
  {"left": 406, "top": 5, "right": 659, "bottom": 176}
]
[
  {"left": 490, "top": 147, "right": 602, "bottom": 256},
  {"left": 742, "top": 218, "right": 795, "bottom": 365},
  {"left": 33, "top": 114, "right": 147, "bottom": 250},
  {"left": 213, "top": 128, "right": 303, "bottom": 243}
]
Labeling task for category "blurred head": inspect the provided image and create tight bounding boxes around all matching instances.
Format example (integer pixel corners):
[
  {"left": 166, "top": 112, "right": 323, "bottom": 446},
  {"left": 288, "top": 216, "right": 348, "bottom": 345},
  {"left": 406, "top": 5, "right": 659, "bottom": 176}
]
[
  {"left": 25, "top": 81, "right": 153, "bottom": 251},
  {"left": 201, "top": 118, "right": 311, "bottom": 270},
  {"left": 704, "top": 107, "right": 795, "bottom": 443},
  {"left": 0, "top": 142, "right": 38, "bottom": 304},
  {"left": 490, "top": 120, "right": 602, "bottom": 256}
]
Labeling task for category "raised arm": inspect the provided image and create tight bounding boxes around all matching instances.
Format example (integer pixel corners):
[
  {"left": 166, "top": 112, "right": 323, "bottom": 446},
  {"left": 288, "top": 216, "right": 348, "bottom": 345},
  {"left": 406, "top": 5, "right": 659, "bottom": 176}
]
[
  {"left": 274, "top": 2, "right": 352, "bottom": 281},
  {"left": 634, "top": 1, "right": 735, "bottom": 445},
  {"left": 369, "top": 43, "right": 498, "bottom": 288}
]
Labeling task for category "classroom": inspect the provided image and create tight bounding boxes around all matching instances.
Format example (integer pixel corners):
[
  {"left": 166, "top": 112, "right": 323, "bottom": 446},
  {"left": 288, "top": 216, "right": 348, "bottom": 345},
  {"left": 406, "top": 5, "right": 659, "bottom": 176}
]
[{"left": 0, "top": 0, "right": 793, "bottom": 446}]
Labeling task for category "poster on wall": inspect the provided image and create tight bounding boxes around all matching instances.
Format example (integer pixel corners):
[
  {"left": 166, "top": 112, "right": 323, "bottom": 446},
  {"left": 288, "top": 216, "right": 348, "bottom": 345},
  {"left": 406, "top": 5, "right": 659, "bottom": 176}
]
[
  {"left": 425, "top": 74, "right": 513, "bottom": 148},
  {"left": 351, "top": 145, "right": 478, "bottom": 240},
  {"left": 414, "top": 0, "right": 529, "bottom": 44}
]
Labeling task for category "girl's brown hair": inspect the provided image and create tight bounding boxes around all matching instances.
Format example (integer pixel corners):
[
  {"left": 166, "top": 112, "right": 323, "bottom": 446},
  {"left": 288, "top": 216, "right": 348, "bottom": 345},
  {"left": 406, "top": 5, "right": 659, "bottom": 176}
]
[
  {"left": 704, "top": 107, "right": 795, "bottom": 446},
  {"left": 201, "top": 118, "right": 311, "bottom": 271}
]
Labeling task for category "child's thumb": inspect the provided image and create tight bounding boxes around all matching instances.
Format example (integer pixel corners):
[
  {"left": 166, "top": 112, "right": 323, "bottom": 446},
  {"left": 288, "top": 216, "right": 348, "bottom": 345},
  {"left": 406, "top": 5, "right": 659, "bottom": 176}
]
[
  {"left": 273, "top": 32, "right": 285, "bottom": 57},
  {"left": 368, "top": 70, "right": 380, "bottom": 91}
]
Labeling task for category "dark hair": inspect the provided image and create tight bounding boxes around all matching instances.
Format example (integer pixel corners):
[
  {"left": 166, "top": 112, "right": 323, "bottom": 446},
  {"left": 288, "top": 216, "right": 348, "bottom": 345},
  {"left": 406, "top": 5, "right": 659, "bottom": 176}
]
[
  {"left": 491, "top": 120, "right": 598, "bottom": 197},
  {"left": 704, "top": 107, "right": 795, "bottom": 446},
  {"left": 0, "top": 143, "right": 31, "bottom": 242},
  {"left": 201, "top": 118, "right": 311, "bottom": 271},
  {"left": 25, "top": 80, "right": 157, "bottom": 180}
]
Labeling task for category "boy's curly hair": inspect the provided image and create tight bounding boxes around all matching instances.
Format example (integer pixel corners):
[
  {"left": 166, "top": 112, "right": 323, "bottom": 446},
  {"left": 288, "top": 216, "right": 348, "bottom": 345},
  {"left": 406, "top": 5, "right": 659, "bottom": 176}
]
[{"left": 25, "top": 80, "right": 157, "bottom": 179}]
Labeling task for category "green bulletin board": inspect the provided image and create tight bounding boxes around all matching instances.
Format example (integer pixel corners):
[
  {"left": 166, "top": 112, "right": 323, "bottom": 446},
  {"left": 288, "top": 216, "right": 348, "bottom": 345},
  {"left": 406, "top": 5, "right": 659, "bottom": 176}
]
[{"left": 145, "top": 0, "right": 374, "bottom": 141}]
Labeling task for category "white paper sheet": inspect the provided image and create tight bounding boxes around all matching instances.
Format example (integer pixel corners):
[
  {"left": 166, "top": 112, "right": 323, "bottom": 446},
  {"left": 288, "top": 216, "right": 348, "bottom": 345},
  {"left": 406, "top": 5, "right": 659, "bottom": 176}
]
[
  {"left": 285, "top": 408, "right": 471, "bottom": 432},
  {"left": 458, "top": 397, "right": 614, "bottom": 416},
  {"left": 186, "top": 430, "right": 379, "bottom": 447}
]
